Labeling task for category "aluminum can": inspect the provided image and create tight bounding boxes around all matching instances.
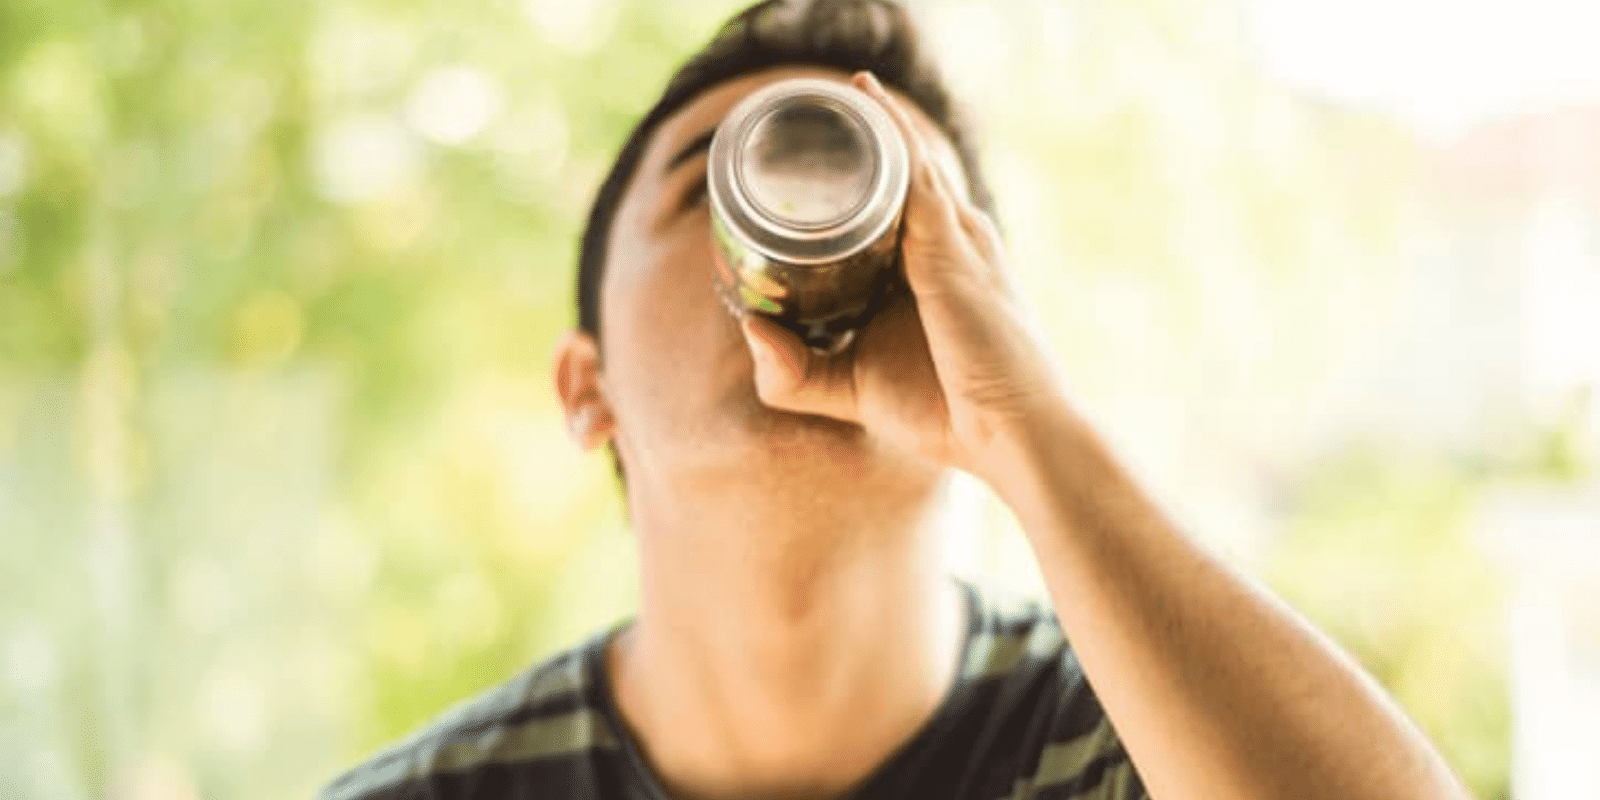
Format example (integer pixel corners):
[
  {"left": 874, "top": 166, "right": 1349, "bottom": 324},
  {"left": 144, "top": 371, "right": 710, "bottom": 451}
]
[{"left": 708, "top": 77, "right": 911, "bottom": 355}]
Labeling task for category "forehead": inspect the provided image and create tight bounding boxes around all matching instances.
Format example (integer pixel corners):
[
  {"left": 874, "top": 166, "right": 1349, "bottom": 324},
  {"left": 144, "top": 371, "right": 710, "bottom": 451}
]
[{"left": 637, "top": 64, "right": 969, "bottom": 197}]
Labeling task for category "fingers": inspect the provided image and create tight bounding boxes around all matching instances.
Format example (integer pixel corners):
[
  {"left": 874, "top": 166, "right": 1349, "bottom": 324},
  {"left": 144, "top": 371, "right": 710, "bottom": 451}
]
[
  {"left": 957, "top": 204, "right": 1001, "bottom": 265},
  {"left": 956, "top": 205, "right": 1013, "bottom": 296},
  {"left": 740, "top": 315, "right": 860, "bottom": 422},
  {"left": 852, "top": 72, "right": 962, "bottom": 239},
  {"left": 851, "top": 72, "right": 1010, "bottom": 295}
]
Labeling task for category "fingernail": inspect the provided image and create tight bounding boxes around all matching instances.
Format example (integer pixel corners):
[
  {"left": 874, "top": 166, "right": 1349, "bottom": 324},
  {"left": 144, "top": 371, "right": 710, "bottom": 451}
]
[
  {"left": 739, "top": 319, "right": 765, "bottom": 360},
  {"left": 746, "top": 325, "right": 788, "bottom": 377}
]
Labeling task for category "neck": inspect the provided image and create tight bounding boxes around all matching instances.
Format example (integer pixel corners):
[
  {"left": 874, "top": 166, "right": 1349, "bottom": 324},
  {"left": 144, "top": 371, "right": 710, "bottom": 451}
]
[{"left": 606, "top": 471, "right": 968, "bottom": 800}]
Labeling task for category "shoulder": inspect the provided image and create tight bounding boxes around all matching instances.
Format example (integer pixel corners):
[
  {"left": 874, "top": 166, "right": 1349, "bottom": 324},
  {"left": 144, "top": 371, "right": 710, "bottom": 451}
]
[
  {"left": 958, "top": 578, "right": 1068, "bottom": 682},
  {"left": 317, "top": 631, "right": 621, "bottom": 800},
  {"left": 954, "top": 578, "right": 1147, "bottom": 800}
]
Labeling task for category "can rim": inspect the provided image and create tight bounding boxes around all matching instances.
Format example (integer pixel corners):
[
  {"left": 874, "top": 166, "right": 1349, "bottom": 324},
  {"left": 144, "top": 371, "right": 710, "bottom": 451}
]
[
  {"left": 708, "top": 77, "right": 909, "bottom": 266},
  {"left": 733, "top": 96, "right": 878, "bottom": 233}
]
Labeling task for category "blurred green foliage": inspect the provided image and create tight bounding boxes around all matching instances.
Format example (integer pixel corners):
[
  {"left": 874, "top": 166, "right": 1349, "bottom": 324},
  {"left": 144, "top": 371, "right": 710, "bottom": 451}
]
[
  {"left": 3, "top": 0, "right": 1572, "bottom": 798},
  {"left": 1265, "top": 443, "right": 1511, "bottom": 798}
]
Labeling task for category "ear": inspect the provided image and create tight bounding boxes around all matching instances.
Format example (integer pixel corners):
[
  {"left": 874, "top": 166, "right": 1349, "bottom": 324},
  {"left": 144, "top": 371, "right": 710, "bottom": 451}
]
[{"left": 552, "top": 329, "right": 617, "bottom": 451}]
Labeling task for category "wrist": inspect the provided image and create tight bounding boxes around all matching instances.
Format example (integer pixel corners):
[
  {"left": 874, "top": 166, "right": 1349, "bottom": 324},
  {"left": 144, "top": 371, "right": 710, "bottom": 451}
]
[
  {"left": 968, "top": 393, "right": 1088, "bottom": 495},
  {"left": 970, "top": 394, "right": 1145, "bottom": 537}
]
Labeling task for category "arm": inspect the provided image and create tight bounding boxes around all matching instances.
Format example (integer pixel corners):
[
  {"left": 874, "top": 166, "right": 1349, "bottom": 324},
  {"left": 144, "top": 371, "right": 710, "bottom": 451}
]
[
  {"left": 738, "top": 71, "right": 1472, "bottom": 800},
  {"left": 976, "top": 403, "right": 1471, "bottom": 800}
]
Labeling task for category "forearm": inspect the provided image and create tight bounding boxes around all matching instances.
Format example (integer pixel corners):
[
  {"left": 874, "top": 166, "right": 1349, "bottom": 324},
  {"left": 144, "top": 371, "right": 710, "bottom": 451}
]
[{"left": 978, "top": 401, "right": 1470, "bottom": 800}]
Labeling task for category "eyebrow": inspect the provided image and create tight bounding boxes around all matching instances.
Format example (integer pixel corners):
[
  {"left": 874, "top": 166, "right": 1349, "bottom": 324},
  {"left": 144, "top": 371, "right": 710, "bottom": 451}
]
[{"left": 665, "top": 128, "right": 717, "bottom": 175}]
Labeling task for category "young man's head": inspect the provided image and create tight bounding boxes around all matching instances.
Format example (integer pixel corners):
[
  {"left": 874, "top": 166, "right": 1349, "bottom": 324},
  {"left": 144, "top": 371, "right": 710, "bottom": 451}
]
[{"left": 554, "top": 0, "right": 996, "bottom": 514}]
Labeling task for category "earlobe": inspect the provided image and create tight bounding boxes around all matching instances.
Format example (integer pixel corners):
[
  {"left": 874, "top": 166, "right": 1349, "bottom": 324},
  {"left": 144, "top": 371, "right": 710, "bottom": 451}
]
[
  {"left": 552, "top": 329, "right": 617, "bottom": 451},
  {"left": 569, "top": 404, "right": 617, "bottom": 451}
]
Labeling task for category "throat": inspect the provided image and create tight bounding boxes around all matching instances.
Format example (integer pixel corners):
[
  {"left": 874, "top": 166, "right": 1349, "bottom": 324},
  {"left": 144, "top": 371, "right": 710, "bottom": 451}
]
[{"left": 603, "top": 575, "right": 971, "bottom": 800}]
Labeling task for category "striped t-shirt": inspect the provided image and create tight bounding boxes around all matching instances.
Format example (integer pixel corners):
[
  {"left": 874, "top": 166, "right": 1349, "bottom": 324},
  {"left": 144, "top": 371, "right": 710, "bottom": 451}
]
[{"left": 320, "top": 577, "right": 1148, "bottom": 800}]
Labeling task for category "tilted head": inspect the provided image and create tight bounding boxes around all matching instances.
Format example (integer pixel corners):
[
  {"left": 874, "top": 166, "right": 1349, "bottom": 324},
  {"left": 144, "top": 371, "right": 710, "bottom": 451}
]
[{"left": 554, "top": 0, "right": 996, "bottom": 511}]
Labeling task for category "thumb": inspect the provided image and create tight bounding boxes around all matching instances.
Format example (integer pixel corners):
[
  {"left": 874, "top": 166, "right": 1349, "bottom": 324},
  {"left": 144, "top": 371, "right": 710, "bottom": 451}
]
[{"left": 740, "top": 315, "right": 859, "bottom": 422}]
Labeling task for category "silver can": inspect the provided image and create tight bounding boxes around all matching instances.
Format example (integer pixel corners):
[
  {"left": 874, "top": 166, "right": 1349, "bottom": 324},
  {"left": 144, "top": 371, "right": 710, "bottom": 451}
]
[{"left": 708, "top": 77, "right": 911, "bottom": 355}]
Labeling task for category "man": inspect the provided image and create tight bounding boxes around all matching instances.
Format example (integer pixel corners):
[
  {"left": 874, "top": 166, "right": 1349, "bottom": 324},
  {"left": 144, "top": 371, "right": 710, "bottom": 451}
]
[{"left": 321, "top": 1, "right": 1472, "bottom": 799}]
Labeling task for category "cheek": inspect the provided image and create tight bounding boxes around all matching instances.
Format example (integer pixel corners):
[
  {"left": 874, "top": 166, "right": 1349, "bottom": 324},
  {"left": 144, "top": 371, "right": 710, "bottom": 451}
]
[
  {"left": 600, "top": 224, "right": 745, "bottom": 410},
  {"left": 640, "top": 224, "right": 741, "bottom": 346}
]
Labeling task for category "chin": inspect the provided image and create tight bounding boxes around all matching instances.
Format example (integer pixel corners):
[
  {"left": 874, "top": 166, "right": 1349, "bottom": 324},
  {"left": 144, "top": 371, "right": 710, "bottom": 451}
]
[
  {"left": 761, "top": 408, "right": 867, "bottom": 454},
  {"left": 661, "top": 403, "right": 941, "bottom": 509},
  {"left": 683, "top": 384, "right": 926, "bottom": 483},
  {"left": 745, "top": 403, "right": 938, "bottom": 485}
]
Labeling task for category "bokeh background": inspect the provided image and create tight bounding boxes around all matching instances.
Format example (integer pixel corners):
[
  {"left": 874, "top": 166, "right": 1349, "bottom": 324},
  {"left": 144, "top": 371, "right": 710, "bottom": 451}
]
[{"left": 3, "top": 0, "right": 1598, "bottom": 798}]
